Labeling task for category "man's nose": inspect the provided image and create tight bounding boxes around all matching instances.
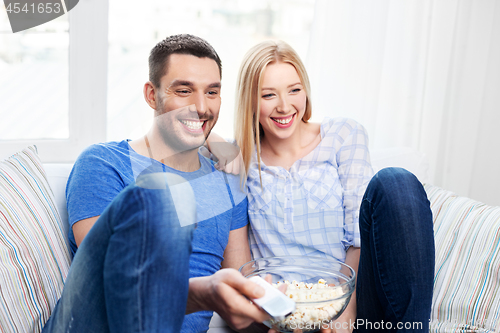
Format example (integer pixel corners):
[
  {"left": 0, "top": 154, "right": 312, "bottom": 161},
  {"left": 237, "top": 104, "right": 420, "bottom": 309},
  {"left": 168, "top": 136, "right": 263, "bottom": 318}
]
[{"left": 193, "top": 92, "right": 207, "bottom": 115}]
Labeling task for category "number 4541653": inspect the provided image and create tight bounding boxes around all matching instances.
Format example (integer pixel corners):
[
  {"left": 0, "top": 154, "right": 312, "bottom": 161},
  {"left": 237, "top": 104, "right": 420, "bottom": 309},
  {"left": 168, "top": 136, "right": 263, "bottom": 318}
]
[{"left": 6, "top": 2, "right": 62, "bottom": 14}]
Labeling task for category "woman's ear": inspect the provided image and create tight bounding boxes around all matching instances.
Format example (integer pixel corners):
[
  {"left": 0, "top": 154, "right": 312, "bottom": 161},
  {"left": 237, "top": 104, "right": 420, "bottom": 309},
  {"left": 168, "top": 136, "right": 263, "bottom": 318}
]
[{"left": 144, "top": 81, "right": 157, "bottom": 110}]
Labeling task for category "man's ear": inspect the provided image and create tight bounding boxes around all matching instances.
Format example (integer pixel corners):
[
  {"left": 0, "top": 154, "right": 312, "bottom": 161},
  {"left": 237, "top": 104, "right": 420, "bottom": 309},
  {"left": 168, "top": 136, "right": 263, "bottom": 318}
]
[{"left": 144, "top": 81, "right": 158, "bottom": 110}]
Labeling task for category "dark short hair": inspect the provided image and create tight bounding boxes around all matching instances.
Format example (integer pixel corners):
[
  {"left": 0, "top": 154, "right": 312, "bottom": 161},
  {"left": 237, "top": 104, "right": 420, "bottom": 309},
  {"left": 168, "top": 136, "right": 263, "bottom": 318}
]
[{"left": 148, "top": 34, "right": 222, "bottom": 88}]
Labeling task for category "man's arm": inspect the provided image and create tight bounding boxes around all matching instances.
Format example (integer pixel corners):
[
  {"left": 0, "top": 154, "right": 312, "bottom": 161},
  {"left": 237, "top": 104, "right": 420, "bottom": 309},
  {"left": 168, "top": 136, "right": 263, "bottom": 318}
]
[
  {"left": 221, "top": 225, "right": 251, "bottom": 270},
  {"left": 67, "top": 143, "right": 130, "bottom": 251},
  {"left": 73, "top": 216, "right": 99, "bottom": 247}
]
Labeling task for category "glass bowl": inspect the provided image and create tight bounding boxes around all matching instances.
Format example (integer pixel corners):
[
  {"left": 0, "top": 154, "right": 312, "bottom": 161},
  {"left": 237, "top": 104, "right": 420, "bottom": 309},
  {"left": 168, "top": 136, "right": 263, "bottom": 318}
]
[{"left": 239, "top": 256, "right": 355, "bottom": 333}]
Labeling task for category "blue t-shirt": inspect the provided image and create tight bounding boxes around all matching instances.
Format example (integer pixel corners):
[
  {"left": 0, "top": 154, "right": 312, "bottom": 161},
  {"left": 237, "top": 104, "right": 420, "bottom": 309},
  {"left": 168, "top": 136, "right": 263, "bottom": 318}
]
[{"left": 66, "top": 140, "right": 249, "bottom": 333}]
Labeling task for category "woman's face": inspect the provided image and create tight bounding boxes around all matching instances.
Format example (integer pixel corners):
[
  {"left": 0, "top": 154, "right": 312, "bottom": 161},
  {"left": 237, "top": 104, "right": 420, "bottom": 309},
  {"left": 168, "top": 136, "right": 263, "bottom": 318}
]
[{"left": 258, "top": 62, "right": 307, "bottom": 141}]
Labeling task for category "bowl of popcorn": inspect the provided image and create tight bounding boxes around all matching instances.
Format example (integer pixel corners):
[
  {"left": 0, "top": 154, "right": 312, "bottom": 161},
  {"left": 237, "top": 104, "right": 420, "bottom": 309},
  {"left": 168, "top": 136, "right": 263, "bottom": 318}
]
[{"left": 239, "top": 256, "right": 355, "bottom": 333}]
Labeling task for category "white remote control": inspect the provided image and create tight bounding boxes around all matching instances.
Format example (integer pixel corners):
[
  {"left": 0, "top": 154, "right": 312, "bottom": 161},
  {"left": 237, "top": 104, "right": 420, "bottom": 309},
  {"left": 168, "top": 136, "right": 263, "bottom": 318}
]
[{"left": 249, "top": 276, "right": 296, "bottom": 321}]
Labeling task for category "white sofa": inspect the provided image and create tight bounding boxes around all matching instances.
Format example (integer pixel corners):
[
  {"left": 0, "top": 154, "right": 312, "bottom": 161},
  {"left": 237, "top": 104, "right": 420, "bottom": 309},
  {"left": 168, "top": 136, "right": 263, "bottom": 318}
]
[
  {"left": 42, "top": 147, "right": 433, "bottom": 265},
  {"left": 1, "top": 146, "right": 499, "bottom": 332}
]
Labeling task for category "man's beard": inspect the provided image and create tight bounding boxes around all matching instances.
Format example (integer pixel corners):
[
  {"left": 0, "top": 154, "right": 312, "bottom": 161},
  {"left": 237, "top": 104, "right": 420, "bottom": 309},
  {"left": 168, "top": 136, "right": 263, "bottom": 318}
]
[{"left": 155, "top": 100, "right": 214, "bottom": 154}]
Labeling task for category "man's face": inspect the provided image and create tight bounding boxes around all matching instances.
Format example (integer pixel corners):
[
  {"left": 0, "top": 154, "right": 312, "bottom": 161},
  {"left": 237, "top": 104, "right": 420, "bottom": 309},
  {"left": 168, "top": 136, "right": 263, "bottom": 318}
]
[{"left": 154, "top": 53, "right": 221, "bottom": 153}]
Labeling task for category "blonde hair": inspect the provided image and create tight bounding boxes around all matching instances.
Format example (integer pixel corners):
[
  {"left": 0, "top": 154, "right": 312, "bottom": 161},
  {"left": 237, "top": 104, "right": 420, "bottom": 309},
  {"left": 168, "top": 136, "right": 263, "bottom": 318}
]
[{"left": 234, "top": 40, "right": 312, "bottom": 183}]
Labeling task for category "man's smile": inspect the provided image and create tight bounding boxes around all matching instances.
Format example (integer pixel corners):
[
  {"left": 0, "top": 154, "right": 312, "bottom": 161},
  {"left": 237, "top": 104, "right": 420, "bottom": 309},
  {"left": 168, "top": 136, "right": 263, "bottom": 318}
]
[{"left": 180, "top": 119, "right": 205, "bottom": 131}]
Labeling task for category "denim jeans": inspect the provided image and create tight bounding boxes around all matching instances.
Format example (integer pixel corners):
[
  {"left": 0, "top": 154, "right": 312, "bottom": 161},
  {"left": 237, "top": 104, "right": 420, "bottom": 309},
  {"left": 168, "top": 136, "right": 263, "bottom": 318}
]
[
  {"left": 356, "top": 168, "right": 435, "bottom": 332},
  {"left": 43, "top": 173, "right": 195, "bottom": 333}
]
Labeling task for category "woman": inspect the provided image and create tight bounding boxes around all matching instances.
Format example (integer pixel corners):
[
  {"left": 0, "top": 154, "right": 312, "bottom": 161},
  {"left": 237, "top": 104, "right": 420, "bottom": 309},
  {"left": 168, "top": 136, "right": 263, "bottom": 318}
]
[{"left": 210, "top": 40, "right": 435, "bottom": 332}]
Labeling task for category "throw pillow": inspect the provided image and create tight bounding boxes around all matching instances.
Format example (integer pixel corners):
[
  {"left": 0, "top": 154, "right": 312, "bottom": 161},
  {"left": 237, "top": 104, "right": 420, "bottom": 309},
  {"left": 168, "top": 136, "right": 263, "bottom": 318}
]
[
  {"left": 0, "top": 146, "right": 71, "bottom": 332},
  {"left": 425, "top": 184, "right": 500, "bottom": 332}
]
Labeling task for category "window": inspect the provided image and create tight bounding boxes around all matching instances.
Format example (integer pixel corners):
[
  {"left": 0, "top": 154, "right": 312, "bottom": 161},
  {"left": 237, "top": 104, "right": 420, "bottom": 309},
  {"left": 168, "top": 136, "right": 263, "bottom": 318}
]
[
  {"left": 1, "top": 0, "right": 314, "bottom": 161},
  {"left": 107, "top": 0, "right": 315, "bottom": 141},
  {"left": 0, "top": 10, "right": 69, "bottom": 140},
  {"left": 0, "top": 1, "right": 108, "bottom": 162}
]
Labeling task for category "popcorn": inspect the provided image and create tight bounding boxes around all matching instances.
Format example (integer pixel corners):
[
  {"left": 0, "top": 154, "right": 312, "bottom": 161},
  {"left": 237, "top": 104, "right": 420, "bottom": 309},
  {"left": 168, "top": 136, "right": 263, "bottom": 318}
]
[{"left": 268, "top": 279, "right": 347, "bottom": 332}]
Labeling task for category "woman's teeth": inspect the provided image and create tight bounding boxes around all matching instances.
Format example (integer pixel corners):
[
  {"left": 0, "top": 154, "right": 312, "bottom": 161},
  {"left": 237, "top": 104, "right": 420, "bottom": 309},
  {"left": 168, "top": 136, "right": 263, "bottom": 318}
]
[
  {"left": 273, "top": 115, "right": 293, "bottom": 124},
  {"left": 181, "top": 120, "right": 204, "bottom": 130}
]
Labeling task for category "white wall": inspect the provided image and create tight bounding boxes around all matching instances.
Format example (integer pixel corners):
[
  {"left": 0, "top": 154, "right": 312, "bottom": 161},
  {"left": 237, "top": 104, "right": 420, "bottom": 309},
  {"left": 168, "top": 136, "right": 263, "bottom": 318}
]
[{"left": 307, "top": 0, "right": 500, "bottom": 206}]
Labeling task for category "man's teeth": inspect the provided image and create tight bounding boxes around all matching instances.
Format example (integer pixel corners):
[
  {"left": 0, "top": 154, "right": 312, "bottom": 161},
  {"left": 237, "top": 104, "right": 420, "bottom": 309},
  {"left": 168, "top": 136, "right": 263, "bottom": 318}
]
[
  {"left": 181, "top": 120, "right": 204, "bottom": 130},
  {"left": 273, "top": 115, "right": 293, "bottom": 125}
]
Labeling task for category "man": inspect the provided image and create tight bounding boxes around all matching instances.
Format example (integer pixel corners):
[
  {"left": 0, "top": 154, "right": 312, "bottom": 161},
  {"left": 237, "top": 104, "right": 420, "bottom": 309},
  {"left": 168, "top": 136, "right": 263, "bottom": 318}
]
[{"left": 42, "top": 34, "right": 268, "bottom": 332}]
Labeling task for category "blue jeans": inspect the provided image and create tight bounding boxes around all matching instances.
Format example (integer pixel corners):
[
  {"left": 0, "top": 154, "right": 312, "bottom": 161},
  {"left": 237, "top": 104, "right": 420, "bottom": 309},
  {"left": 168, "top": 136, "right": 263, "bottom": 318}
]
[
  {"left": 355, "top": 168, "right": 435, "bottom": 332},
  {"left": 43, "top": 173, "right": 195, "bottom": 333}
]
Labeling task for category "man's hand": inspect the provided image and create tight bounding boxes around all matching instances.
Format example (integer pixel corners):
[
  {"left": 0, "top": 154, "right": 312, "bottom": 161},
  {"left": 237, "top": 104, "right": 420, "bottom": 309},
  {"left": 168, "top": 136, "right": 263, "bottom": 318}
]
[{"left": 187, "top": 269, "right": 270, "bottom": 330}]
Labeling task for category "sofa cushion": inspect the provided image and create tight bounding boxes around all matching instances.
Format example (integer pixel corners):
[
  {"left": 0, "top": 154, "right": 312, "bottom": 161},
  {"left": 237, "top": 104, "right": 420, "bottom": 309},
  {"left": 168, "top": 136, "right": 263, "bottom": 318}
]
[
  {"left": 425, "top": 184, "right": 500, "bottom": 332},
  {"left": 0, "top": 146, "right": 71, "bottom": 332}
]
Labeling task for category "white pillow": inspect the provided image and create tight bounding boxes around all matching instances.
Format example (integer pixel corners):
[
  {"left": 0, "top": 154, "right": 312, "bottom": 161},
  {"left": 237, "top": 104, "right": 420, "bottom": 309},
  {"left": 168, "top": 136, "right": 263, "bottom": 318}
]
[
  {"left": 371, "top": 147, "right": 430, "bottom": 183},
  {"left": 0, "top": 146, "right": 71, "bottom": 332}
]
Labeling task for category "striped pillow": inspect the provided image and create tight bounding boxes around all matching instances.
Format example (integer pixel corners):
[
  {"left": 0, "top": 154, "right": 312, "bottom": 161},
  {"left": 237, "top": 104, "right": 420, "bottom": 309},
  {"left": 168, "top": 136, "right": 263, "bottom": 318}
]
[
  {"left": 0, "top": 146, "right": 71, "bottom": 332},
  {"left": 425, "top": 184, "right": 500, "bottom": 332}
]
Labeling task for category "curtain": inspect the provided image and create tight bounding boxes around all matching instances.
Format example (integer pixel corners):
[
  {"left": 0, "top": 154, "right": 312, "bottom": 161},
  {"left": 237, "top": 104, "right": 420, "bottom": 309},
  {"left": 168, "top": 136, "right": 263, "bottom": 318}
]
[{"left": 307, "top": 0, "right": 500, "bottom": 206}]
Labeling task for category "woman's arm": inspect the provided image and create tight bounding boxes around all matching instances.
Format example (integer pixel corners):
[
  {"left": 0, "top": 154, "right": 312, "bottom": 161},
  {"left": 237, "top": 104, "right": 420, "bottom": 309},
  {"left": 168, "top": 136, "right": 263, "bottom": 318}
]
[
  {"left": 328, "top": 246, "right": 359, "bottom": 332},
  {"left": 332, "top": 120, "right": 372, "bottom": 332},
  {"left": 268, "top": 248, "right": 360, "bottom": 333},
  {"left": 335, "top": 120, "right": 373, "bottom": 251}
]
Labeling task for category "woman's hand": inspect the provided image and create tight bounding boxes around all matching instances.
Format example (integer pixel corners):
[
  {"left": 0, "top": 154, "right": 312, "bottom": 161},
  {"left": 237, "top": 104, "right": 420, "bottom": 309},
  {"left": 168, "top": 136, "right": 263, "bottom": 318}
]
[
  {"left": 266, "top": 269, "right": 356, "bottom": 333},
  {"left": 210, "top": 141, "right": 243, "bottom": 175},
  {"left": 320, "top": 310, "right": 356, "bottom": 333},
  {"left": 205, "top": 133, "right": 243, "bottom": 175},
  {"left": 267, "top": 317, "right": 354, "bottom": 333}
]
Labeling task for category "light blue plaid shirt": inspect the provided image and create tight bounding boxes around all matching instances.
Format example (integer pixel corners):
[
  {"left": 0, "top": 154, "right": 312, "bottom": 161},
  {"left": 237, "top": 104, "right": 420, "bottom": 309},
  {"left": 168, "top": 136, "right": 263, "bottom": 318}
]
[{"left": 247, "top": 118, "right": 374, "bottom": 263}]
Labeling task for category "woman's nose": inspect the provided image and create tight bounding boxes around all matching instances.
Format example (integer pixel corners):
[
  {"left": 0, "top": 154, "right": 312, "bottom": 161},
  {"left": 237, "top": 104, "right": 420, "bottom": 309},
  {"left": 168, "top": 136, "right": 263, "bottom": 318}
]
[{"left": 276, "top": 96, "right": 290, "bottom": 113}]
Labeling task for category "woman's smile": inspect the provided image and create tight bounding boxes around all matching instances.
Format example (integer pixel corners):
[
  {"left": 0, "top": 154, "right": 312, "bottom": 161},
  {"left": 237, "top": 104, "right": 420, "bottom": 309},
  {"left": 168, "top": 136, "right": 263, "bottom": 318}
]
[{"left": 270, "top": 112, "right": 296, "bottom": 128}]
